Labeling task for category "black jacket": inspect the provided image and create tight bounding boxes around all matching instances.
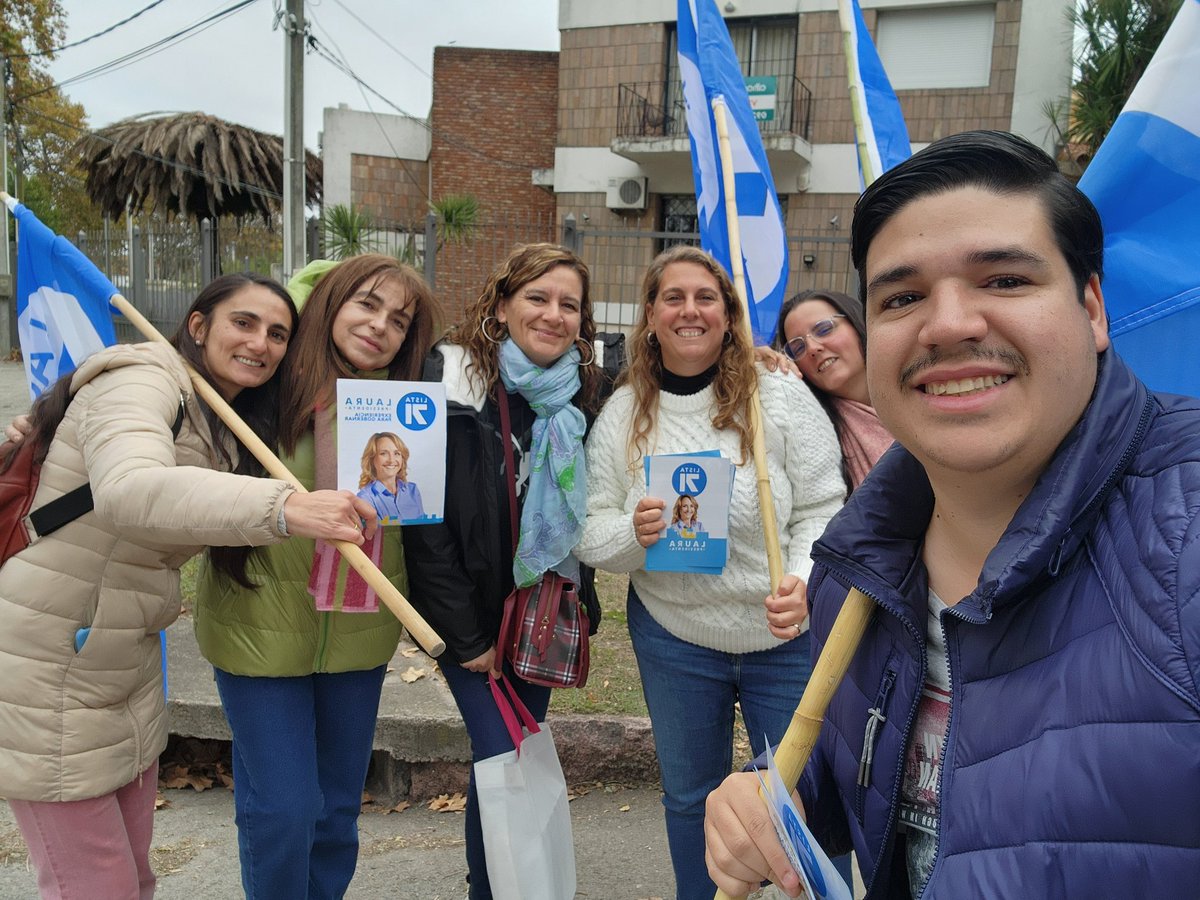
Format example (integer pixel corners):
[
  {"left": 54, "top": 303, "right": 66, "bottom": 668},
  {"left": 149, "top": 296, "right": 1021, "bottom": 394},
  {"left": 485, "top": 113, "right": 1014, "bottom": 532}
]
[{"left": 403, "top": 344, "right": 599, "bottom": 664}]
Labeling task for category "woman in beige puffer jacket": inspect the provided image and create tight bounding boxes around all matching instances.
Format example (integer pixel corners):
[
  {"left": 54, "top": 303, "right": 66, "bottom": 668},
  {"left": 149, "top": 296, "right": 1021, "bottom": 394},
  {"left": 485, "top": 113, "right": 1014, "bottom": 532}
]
[{"left": 0, "top": 274, "right": 378, "bottom": 900}]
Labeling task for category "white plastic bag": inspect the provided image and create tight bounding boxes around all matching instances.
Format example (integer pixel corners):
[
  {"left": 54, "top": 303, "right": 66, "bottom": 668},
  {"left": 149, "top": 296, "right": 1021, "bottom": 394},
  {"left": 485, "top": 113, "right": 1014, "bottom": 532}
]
[{"left": 475, "top": 674, "right": 576, "bottom": 900}]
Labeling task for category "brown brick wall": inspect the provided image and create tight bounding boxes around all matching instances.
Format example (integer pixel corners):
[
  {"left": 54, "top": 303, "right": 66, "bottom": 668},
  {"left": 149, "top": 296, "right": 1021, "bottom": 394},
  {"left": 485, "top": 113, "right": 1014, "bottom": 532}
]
[
  {"left": 801, "top": 2, "right": 1020, "bottom": 145},
  {"left": 429, "top": 46, "right": 560, "bottom": 322},
  {"left": 558, "top": 24, "right": 669, "bottom": 148},
  {"left": 350, "top": 154, "right": 429, "bottom": 226},
  {"left": 544, "top": 3, "right": 1029, "bottom": 331}
]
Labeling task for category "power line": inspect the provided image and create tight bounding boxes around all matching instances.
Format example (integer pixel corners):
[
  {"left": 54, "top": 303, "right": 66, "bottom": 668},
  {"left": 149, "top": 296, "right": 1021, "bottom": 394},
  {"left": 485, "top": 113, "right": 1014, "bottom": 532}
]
[
  {"left": 7, "top": 0, "right": 174, "bottom": 59},
  {"left": 12, "top": 0, "right": 261, "bottom": 104},
  {"left": 306, "top": 33, "right": 538, "bottom": 174},
  {"left": 328, "top": 0, "right": 432, "bottom": 81},
  {"left": 306, "top": 9, "right": 429, "bottom": 201}
]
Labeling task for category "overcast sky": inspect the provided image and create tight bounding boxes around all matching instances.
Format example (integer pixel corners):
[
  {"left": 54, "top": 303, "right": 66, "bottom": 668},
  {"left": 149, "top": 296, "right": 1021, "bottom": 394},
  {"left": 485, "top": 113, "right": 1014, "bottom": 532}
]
[{"left": 46, "top": 0, "right": 561, "bottom": 148}]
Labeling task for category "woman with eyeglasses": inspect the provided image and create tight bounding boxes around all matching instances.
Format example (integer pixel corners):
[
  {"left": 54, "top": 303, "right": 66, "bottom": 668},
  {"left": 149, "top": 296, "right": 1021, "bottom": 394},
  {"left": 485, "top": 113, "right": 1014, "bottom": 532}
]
[{"left": 774, "top": 289, "right": 894, "bottom": 491}]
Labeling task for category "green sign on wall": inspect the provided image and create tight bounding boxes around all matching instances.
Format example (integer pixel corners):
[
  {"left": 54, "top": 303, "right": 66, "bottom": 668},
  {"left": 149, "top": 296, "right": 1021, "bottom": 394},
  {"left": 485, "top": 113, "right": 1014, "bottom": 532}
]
[{"left": 745, "top": 76, "right": 777, "bottom": 122}]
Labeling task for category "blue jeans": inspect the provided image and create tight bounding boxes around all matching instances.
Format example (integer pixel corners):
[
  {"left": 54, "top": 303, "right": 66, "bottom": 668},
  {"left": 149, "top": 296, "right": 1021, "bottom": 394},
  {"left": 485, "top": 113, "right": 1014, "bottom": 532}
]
[
  {"left": 214, "top": 666, "right": 386, "bottom": 900},
  {"left": 628, "top": 586, "right": 813, "bottom": 900},
  {"left": 439, "top": 660, "right": 552, "bottom": 900}
]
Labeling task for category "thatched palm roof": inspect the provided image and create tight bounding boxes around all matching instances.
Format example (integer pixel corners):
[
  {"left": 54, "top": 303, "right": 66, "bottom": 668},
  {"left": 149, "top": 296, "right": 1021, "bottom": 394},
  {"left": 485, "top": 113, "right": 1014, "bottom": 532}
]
[{"left": 74, "top": 112, "right": 322, "bottom": 223}]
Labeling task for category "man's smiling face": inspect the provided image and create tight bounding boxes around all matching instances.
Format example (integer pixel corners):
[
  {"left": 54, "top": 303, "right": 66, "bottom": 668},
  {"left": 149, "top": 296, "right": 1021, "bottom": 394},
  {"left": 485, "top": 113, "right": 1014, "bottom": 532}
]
[{"left": 863, "top": 186, "right": 1110, "bottom": 491}]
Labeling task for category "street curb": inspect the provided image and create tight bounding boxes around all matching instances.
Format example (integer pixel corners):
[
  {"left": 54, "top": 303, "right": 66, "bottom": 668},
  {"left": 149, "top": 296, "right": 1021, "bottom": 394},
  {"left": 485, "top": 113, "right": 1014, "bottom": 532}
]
[{"left": 165, "top": 620, "right": 660, "bottom": 801}]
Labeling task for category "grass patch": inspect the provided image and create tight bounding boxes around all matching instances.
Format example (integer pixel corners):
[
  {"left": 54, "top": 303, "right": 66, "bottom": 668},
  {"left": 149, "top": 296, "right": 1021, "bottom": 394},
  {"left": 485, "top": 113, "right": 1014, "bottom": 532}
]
[
  {"left": 550, "top": 570, "right": 648, "bottom": 717},
  {"left": 179, "top": 555, "right": 648, "bottom": 717}
]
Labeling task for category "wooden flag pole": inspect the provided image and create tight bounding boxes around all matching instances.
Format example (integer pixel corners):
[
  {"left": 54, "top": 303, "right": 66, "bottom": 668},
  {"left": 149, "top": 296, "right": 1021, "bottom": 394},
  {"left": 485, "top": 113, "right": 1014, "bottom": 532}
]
[
  {"left": 3, "top": 188, "right": 444, "bottom": 657},
  {"left": 710, "top": 97, "right": 784, "bottom": 593},
  {"left": 106, "top": 291, "right": 446, "bottom": 657}
]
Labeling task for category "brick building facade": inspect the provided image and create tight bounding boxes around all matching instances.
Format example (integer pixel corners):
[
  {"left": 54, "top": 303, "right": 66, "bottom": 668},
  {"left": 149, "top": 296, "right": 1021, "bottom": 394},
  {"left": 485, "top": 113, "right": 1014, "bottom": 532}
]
[{"left": 322, "top": 0, "right": 1073, "bottom": 333}]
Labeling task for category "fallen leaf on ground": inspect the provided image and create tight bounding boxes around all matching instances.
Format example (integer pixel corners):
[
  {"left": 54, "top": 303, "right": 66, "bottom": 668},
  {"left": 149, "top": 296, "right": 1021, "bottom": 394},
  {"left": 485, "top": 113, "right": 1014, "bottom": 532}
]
[
  {"left": 400, "top": 666, "right": 427, "bottom": 683},
  {"left": 619, "top": 804, "right": 631, "bottom": 812},
  {"left": 401, "top": 647, "right": 421, "bottom": 658},
  {"left": 429, "top": 792, "right": 468, "bottom": 812}
]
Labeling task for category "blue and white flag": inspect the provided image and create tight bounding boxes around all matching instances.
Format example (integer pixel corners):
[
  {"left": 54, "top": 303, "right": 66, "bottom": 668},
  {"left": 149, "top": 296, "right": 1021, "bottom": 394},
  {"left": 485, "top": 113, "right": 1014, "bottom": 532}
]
[
  {"left": 6, "top": 197, "right": 118, "bottom": 400},
  {"left": 838, "top": 0, "right": 911, "bottom": 187},
  {"left": 1078, "top": 0, "right": 1200, "bottom": 398},
  {"left": 677, "top": 0, "right": 788, "bottom": 345}
]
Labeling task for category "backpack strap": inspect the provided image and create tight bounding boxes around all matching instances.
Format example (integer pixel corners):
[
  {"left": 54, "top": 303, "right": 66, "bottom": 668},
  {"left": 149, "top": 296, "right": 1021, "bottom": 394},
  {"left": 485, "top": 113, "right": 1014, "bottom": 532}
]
[
  {"left": 27, "top": 483, "right": 93, "bottom": 538},
  {"left": 28, "top": 392, "right": 186, "bottom": 539}
]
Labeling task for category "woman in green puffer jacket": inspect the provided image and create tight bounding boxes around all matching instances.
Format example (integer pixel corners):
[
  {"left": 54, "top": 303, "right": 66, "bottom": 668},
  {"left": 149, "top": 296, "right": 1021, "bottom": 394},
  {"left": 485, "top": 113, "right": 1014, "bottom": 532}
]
[{"left": 192, "top": 254, "right": 438, "bottom": 900}]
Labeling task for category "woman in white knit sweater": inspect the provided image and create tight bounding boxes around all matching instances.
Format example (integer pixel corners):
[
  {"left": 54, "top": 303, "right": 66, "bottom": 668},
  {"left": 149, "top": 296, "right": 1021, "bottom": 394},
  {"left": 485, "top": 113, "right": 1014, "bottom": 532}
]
[{"left": 576, "top": 246, "right": 844, "bottom": 899}]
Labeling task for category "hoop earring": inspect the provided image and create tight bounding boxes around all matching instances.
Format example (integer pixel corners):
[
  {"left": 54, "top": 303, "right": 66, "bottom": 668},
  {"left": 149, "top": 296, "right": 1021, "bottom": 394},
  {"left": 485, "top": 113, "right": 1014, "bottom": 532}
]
[
  {"left": 647, "top": 332, "right": 659, "bottom": 348},
  {"left": 576, "top": 339, "right": 596, "bottom": 368},
  {"left": 480, "top": 316, "right": 507, "bottom": 345},
  {"left": 722, "top": 331, "right": 733, "bottom": 345}
]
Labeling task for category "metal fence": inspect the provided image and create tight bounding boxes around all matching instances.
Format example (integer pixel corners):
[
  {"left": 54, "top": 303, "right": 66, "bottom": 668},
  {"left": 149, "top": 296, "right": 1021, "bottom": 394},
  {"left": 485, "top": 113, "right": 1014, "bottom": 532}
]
[
  {"left": 569, "top": 222, "right": 855, "bottom": 335},
  {"left": 72, "top": 218, "right": 284, "bottom": 340},
  {"left": 617, "top": 77, "right": 812, "bottom": 141},
  {"left": 70, "top": 212, "right": 855, "bottom": 342}
]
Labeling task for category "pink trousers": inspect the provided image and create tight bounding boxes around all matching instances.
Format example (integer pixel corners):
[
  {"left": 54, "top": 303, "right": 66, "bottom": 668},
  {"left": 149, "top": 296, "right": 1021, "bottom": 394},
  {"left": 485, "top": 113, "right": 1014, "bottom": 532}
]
[{"left": 8, "top": 761, "right": 158, "bottom": 900}]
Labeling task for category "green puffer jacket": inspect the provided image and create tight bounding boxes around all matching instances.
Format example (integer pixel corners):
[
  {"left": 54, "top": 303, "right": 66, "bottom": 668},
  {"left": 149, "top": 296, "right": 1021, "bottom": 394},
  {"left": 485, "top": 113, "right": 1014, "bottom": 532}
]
[{"left": 193, "top": 425, "right": 406, "bottom": 676}]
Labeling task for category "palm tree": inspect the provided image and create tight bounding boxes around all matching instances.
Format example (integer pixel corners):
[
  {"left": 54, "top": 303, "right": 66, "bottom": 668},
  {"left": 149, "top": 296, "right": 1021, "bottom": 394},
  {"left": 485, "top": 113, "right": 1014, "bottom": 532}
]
[
  {"left": 322, "top": 203, "right": 376, "bottom": 259},
  {"left": 73, "top": 112, "right": 322, "bottom": 223},
  {"left": 1057, "top": 0, "right": 1183, "bottom": 163},
  {"left": 431, "top": 193, "right": 480, "bottom": 248}
]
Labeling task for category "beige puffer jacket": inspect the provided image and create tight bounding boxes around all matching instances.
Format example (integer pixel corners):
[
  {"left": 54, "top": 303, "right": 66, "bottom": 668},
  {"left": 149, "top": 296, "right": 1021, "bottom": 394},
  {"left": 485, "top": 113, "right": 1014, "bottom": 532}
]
[{"left": 0, "top": 343, "right": 293, "bottom": 802}]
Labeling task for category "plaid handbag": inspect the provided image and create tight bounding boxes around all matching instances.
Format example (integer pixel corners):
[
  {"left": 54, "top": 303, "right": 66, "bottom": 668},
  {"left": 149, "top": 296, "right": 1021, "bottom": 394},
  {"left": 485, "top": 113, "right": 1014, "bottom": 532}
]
[
  {"left": 494, "top": 385, "right": 590, "bottom": 689},
  {"left": 497, "top": 571, "right": 590, "bottom": 688}
]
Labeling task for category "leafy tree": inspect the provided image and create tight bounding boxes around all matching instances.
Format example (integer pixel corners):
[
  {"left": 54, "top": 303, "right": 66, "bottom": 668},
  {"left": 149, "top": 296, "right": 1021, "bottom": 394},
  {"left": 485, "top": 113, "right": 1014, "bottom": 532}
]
[
  {"left": 2, "top": 0, "right": 100, "bottom": 232},
  {"left": 1054, "top": 0, "right": 1183, "bottom": 164}
]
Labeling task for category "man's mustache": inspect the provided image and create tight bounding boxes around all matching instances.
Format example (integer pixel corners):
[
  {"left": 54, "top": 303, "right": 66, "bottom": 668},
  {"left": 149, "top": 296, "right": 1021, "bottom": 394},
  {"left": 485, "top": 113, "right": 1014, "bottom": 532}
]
[{"left": 897, "top": 345, "right": 1029, "bottom": 388}]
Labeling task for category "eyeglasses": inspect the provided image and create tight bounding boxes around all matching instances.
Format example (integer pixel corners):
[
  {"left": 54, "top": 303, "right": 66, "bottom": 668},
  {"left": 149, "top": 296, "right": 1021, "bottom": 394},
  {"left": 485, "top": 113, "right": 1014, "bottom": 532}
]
[{"left": 783, "top": 315, "right": 846, "bottom": 359}]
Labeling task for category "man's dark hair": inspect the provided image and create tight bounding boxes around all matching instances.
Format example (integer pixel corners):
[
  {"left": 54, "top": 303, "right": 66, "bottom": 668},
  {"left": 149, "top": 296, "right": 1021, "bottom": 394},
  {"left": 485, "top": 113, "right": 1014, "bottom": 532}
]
[{"left": 851, "top": 130, "right": 1105, "bottom": 302}]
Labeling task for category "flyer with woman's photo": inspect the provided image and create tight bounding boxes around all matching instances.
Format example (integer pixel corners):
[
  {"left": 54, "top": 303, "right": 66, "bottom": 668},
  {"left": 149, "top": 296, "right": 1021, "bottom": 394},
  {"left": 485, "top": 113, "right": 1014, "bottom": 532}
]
[
  {"left": 644, "top": 451, "right": 733, "bottom": 573},
  {"left": 336, "top": 379, "right": 447, "bottom": 525}
]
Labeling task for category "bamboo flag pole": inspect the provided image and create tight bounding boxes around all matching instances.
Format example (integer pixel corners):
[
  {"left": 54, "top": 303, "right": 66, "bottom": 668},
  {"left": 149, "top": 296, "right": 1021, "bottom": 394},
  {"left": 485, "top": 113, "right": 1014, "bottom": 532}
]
[
  {"left": 709, "top": 92, "right": 879, "bottom": 900},
  {"left": 710, "top": 97, "right": 784, "bottom": 593},
  {"left": 1, "top": 191, "right": 444, "bottom": 656},
  {"left": 838, "top": 0, "right": 878, "bottom": 186},
  {"left": 713, "top": 589, "right": 875, "bottom": 900}
]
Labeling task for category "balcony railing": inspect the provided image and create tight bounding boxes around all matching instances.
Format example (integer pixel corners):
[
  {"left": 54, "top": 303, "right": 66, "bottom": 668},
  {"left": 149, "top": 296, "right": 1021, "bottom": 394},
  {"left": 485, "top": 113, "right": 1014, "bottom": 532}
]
[{"left": 617, "top": 77, "right": 812, "bottom": 142}]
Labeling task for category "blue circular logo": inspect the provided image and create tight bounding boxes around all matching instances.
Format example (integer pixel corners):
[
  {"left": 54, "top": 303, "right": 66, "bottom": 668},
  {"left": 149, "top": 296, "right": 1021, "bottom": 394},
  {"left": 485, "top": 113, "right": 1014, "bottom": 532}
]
[
  {"left": 397, "top": 391, "right": 436, "bottom": 431},
  {"left": 671, "top": 462, "right": 708, "bottom": 497},
  {"left": 781, "top": 804, "right": 827, "bottom": 896}
]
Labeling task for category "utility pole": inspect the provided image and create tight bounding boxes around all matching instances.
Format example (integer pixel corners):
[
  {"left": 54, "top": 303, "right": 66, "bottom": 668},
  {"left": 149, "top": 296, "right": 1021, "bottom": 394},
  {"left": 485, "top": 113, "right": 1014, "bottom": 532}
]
[{"left": 282, "top": 0, "right": 306, "bottom": 279}]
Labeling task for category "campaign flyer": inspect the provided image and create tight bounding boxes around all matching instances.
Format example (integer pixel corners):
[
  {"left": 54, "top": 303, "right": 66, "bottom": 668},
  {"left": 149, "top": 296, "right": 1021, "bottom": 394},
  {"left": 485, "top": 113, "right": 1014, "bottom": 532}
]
[
  {"left": 754, "top": 742, "right": 852, "bottom": 900},
  {"left": 643, "top": 452, "right": 732, "bottom": 573},
  {"left": 336, "top": 379, "right": 446, "bottom": 525}
]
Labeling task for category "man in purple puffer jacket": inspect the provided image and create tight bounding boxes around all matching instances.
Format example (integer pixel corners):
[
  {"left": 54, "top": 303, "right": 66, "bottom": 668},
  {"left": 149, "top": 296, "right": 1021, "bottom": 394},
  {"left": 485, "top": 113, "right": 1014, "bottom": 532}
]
[{"left": 705, "top": 130, "right": 1200, "bottom": 898}]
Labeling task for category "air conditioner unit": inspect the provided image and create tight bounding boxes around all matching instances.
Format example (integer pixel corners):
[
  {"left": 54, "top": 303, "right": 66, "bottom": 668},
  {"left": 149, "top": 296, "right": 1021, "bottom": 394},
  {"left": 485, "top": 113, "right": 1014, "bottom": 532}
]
[{"left": 606, "top": 176, "right": 648, "bottom": 211}]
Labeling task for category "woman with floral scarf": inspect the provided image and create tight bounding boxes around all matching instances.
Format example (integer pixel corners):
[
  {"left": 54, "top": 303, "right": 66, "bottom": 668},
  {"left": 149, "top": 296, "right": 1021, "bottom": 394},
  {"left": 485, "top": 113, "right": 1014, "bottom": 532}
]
[{"left": 402, "top": 243, "right": 602, "bottom": 899}]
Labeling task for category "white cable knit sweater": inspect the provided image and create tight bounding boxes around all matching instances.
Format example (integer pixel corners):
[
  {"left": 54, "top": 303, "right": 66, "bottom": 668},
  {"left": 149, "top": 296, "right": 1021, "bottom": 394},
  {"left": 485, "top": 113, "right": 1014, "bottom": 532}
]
[{"left": 577, "top": 368, "right": 844, "bottom": 654}]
